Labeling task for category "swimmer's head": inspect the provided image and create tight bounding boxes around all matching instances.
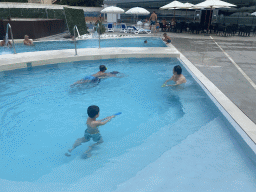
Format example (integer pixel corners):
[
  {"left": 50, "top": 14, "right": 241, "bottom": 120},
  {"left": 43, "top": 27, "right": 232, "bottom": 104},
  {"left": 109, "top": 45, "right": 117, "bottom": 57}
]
[
  {"left": 173, "top": 65, "right": 182, "bottom": 75},
  {"left": 110, "top": 71, "right": 120, "bottom": 74},
  {"left": 144, "top": 40, "right": 147, "bottom": 43},
  {"left": 99, "top": 65, "right": 107, "bottom": 72},
  {"left": 87, "top": 105, "right": 99, "bottom": 118}
]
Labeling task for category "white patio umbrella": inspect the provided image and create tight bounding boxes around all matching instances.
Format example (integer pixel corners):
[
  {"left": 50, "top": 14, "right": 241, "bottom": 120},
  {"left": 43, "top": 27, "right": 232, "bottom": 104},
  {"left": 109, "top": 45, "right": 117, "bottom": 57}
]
[
  {"left": 193, "top": 0, "right": 236, "bottom": 9},
  {"left": 160, "top": 0, "right": 184, "bottom": 10},
  {"left": 125, "top": 7, "right": 150, "bottom": 23},
  {"left": 160, "top": 1, "right": 184, "bottom": 21},
  {"left": 193, "top": 0, "right": 236, "bottom": 31},
  {"left": 181, "top": 3, "right": 195, "bottom": 21},
  {"left": 101, "top": 6, "right": 124, "bottom": 14},
  {"left": 125, "top": 7, "right": 150, "bottom": 15}
]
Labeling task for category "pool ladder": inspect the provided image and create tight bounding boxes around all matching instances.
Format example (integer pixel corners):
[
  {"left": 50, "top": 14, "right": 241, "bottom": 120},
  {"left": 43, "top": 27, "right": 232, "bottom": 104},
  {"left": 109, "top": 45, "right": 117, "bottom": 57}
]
[
  {"left": 6, "top": 23, "right": 16, "bottom": 54},
  {"left": 73, "top": 25, "right": 81, "bottom": 56}
]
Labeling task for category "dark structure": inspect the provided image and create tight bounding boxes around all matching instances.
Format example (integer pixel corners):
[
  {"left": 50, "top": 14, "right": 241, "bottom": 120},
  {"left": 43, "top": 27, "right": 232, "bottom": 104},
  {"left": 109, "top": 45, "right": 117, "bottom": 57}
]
[{"left": 1, "top": 18, "right": 66, "bottom": 39}]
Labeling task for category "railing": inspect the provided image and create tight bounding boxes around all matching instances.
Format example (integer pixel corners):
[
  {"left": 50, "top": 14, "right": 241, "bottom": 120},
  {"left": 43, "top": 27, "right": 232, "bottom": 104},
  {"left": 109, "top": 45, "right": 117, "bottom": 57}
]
[
  {"left": 73, "top": 25, "right": 78, "bottom": 55},
  {"left": 74, "top": 25, "right": 81, "bottom": 38},
  {"left": 6, "top": 23, "right": 16, "bottom": 54}
]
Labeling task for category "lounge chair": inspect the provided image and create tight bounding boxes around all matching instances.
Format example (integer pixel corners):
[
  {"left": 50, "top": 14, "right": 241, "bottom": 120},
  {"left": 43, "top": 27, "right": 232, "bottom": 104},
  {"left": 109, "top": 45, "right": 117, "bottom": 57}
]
[
  {"left": 131, "top": 25, "right": 151, "bottom": 34},
  {"left": 120, "top": 23, "right": 128, "bottom": 33},
  {"left": 107, "top": 23, "right": 114, "bottom": 32}
]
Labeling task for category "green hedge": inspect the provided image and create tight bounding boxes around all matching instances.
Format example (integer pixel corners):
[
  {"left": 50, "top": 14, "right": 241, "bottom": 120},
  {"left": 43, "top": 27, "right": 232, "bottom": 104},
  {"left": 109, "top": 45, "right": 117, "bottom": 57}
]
[
  {"left": 63, "top": 7, "right": 88, "bottom": 35},
  {"left": 0, "top": 8, "right": 65, "bottom": 20}
]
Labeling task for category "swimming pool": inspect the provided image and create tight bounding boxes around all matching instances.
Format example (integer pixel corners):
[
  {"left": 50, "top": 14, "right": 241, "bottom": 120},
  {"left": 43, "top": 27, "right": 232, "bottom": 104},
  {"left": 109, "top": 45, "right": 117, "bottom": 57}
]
[
  {"left": 1, "top": 58, "right": 256, "bottom": 191},
  {"left": 0, "top": 37, "right": 166, "bottom": 55}
]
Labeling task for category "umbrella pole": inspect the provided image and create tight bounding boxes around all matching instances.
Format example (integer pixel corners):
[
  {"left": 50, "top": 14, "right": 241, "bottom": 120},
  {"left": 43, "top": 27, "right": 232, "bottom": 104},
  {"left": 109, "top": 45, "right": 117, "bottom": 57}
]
[
  {"left": 186, "top": 9, "right": 188, "bottom": 22},
  {"left": 237, "top": 12, "right": 240, "bottom": 25},
  {"left": 204, "top": 9, "right": 208, "bottom": 28},
  {"left": 207, "top": 7, "right": 213, "bottom": 34},
  {"left": 174, "top": 9, "right": 176, "bottom": 22}
]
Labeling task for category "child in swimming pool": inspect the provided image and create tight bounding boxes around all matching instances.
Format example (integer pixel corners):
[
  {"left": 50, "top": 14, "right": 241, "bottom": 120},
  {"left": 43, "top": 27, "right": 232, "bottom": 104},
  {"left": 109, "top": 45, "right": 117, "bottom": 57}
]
[
  {"left": 162, "top": 65, "right": 186, "bottom": 87},
  {"left": 65, "top": 105, "right": 116, "bottom": 157},
  {"left": 71, "top": 65, "right": 108, "bottom": 87},
  {"left": 162, "top": 33, "right": 171, "bottom": 44}
]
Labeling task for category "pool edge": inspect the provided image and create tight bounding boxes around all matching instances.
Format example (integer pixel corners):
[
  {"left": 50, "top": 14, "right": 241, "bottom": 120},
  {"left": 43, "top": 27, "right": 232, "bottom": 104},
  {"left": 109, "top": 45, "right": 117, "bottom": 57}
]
[{"left": 177, "top": 50, "right": 256, "bottom": 154}]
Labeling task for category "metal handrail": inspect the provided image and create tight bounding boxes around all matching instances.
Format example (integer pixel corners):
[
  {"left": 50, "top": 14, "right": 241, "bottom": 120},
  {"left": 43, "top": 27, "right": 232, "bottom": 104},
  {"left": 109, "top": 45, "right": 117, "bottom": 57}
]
[
  {"left": 98, "top": 23, "right": 101, "bottom": 49},
  {"left": 6, "top": 23, "right": 16, "bottom": 54},
  {"left": 73, "top": 25, "right": 77, "bottom": 55},
  {"left": 74, "top": 25, "right": 81, "bottom": 38}
]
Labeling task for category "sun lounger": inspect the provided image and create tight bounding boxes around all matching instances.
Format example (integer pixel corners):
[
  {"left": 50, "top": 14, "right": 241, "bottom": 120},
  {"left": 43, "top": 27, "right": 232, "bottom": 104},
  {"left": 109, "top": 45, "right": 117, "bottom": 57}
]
[
  {"left": 131, "top": 25, "right": 151, "bottom": 34},
  {"left": 108, "top": 23, "right": 114, "bottom": 32},
  {"left": 120, "top": 23, "right": 128, "bottom": 33}
]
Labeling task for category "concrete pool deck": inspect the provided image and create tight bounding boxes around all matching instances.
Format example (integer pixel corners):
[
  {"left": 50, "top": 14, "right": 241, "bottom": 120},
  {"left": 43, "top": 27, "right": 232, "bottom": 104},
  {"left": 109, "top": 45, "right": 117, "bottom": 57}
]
[
  {"left": 0, "top": 46, "right": 179, "bottom": 71},
  {"left": 1, "top": 32, "right": 256, "bottom": 148}
]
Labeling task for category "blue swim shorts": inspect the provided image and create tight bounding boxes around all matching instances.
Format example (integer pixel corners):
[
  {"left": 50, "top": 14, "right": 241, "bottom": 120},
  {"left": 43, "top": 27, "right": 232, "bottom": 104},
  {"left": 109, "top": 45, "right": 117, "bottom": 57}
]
[
  {"left": 151, "top": 21, "right": 156, "bottom": 25},
  {"left": 167, "top": 39, "right": 171, "bottom": 43},
  {"left": 82, "top": 75, "right": 99, "bottom": 83},
  {"left": 84, "top": 129, "right": 102, "bottom": 142}
]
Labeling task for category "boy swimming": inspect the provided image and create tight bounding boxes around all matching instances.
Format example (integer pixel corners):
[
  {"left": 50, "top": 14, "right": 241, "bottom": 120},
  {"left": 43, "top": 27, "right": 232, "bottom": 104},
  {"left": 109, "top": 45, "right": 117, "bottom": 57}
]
[
  {"left": 71, "top": 65, "right": 108, "bottom": 87},
  {"left": 162, "top": 65, "right": 186, "bottom": 87},
  {"left": 65, "top": 105, "right": 116, "bottom": 157}
]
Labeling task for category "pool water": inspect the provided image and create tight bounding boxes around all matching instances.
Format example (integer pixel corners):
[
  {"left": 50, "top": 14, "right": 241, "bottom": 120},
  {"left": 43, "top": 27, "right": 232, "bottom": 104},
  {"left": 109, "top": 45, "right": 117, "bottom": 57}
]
[
  {"left": 0, "top": 37, "right": 166, "bottom": 55},
  {"left": 0, "top": 58, "right": 256, "bottom": 191}
]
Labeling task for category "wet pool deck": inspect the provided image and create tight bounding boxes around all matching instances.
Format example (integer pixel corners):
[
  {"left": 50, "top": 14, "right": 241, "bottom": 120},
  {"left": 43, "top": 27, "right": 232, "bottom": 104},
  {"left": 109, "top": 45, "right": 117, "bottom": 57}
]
[{"left": 1, "top": 31, "right": 256, "bottom": 146}]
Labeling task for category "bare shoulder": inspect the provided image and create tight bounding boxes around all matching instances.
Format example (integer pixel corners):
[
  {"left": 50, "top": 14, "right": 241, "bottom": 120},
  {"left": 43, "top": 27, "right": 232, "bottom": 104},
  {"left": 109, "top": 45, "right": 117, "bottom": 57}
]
[
  {"left": 90, "top": 120, "right": 103, "bottom": 127},
  {"left": 181, "top": 75, "right": 187, "bottom": 83}
]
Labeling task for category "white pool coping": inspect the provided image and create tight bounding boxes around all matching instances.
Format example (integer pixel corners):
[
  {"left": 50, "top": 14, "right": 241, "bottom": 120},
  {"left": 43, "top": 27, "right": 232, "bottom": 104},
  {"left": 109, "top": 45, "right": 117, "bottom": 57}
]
[
  {"left": 0, "top": 42, "right": 256, "bottom": 153},
  {"left": 0, "top": 46, "right": 179, "bottom": 71}
]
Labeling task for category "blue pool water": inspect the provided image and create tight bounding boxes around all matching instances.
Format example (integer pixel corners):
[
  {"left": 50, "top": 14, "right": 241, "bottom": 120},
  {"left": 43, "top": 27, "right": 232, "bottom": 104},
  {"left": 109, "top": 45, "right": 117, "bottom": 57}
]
[
  {"left": 0, "top": 58, "right": 256, "bottom": 191},
  {"left": 0, "top": 37, "right": 166, "bottom": 55}
]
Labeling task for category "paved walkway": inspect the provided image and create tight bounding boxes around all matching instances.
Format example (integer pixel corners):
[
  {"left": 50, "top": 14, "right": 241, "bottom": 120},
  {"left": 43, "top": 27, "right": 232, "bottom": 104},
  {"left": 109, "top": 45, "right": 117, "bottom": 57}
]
[{"left": 34, "top": 31, "right": 256, "bottom": 124}]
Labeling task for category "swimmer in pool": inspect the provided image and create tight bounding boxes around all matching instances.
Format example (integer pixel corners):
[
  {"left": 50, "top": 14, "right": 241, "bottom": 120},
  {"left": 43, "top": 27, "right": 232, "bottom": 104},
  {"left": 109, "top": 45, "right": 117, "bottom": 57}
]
[
  {"left": 23, "top": 35, "right": 33, "bottom": 46},
  {"left": 162, "top": 33, "right": 171, "bottom": 44},
  {"left": 0, "top": 37, "right": 12, "bottom": 47},
  {"left": 65, "top": 105, "right": 116, "bottom": 157},
  {"left": 162, "top": 65, "right": 186, "bottom": 87},
  {"left": 71, "top": 65, "right": 108, "bottom": 87}
]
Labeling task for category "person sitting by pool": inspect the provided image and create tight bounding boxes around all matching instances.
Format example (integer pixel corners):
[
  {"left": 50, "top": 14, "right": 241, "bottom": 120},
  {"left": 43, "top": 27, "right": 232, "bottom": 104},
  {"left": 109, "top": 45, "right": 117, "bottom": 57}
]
[
  {"left": 65, "top": 105, "right": 116, "bottom": 157},
  {"left": 23, "top": 35, "right": 33, "bottom": 46},
  {"left": 162, "top": 65, "right": 186, "bottom": 87},
  {"left": 0, "top": 37, "right": 12, "bottom": 47},
  {"left": 71, "top": 65, "right": 109, "bottom": 87},
  {"left": 162, "top": 33, "right": 171, "bottom": 44}
]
